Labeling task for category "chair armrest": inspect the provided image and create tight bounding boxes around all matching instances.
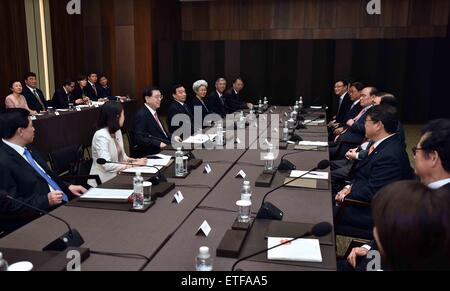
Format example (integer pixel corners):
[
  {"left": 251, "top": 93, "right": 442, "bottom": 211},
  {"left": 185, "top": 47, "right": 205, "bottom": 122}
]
[{"left": 61, "top": 174, "right": 102, "bottom": 186}]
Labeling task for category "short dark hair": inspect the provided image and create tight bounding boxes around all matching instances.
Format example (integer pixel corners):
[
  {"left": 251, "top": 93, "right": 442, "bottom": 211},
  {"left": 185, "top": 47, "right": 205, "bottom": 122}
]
[
  {"left": 0, "top": 108, "right": 31, "bottom": 139},
  {"left": 365, "top": 86, "right": 379, "bottom": 96},
  {"left": 9, "top": 80, "right": 21, "bottom": 90},
  {"left": 420, "top": 119, "right": 450, "bottom": 172},
  {"left": 350, "top": 82, "right": 365, "bottom": 91},
  {"left": 62, "top": 79, "right": 74, "bottom": 87},
  {"left": 98, "top": 74, "right": 108, "bottom": 81},
  {"left": 372, "top": 181, "right": 450, "bottom": 271},
  {"left": 379, "top": 95, "right": 398, "bottom": 109},
  {"left": 88, "top": 72, "right": 97, "bottom": 78},
  {"left": 97, "top": 102, "right": 123, "bottom": 134},
  {"left": 171, "top": 84, "right": 184, "bottom": 96},
  {"left": 76, "top": 75, "right": 87, "bottom": 82},
  {"left": 233, "top": 77, "right": 244, "bottom": 84},
  {"left": 367, "top": 104, "right": 399, "bottom": 134},
  {"left": 143, "top": 86, "right": 161, "bottom": 100},
  {"left": 336, "top": 79, "right": 349, "bottom": 87},
  {"left": 23, "top": 72, "right": 37, "bottom": 80}
]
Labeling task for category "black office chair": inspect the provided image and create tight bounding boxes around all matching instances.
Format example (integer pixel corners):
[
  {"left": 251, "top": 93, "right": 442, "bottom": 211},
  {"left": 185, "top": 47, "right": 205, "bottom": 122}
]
[
  {"left": 126, "top": 131, "right": 145, "bottom": 159},
  {"left": 334, "top": 198, "right": 374, "bottom": 240},
  {"left": 48, "top": 145, "right": 101, "bottom": 188}
]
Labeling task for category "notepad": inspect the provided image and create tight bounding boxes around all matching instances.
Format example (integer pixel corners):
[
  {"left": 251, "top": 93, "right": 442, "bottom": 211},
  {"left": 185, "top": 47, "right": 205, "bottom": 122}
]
[
  {"left": 290, "top": 171, "right": 329, "bottom": 180},
  {"left": 80, "top": 188, "right": 133, "bottom": 202},
  {"left": 267, "top": 237, "right": 322, "bottom": 263},
  {"left": 123, "top": 166, "right": 162, "bottom": 174},
  {"left": 147, "top": 154, "right": 172, "bottom": 167},
  {"left": 183, "top": 134, "right": 216, "bottom": 144}
]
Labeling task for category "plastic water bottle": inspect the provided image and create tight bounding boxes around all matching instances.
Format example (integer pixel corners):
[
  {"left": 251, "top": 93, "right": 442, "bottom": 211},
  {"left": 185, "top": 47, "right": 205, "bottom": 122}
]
[
  {"left": 237, "top": 114, "right": 246, "bottom": 129},
  {"left": 258, "top": 99, "right": 263, "bottom": 113},
  {"left": 216, "top": 122, "right": 224, "bottom": 146},
  {"left": 196, "top": 246, "right": 213, "bottom": 271},
  {"left": 133, "top": 172, "right": 144, "bottom": 209},
  {"left": 0, "top": 253, "right": 8, "bottom": 271},
  {"left": 291, "top": 109, "right": 298, "bottom": 121},
  {"left": 283, "top": 121, "right": 289, "bottom": 141},
  {"left": 264, "top": 97, "right": 268, "bottom": 110},
  {"left": 175, "top": 148, "right": 185, "bottom": 177},
  {"left": 264, "top": 144, "right": 275, "bottom": 171},
  {"left": 299, "top": 96, "right": 304, "bottom": 109},
  {"left": 240, "top": 181, "right": 252, "bottom": 201}
]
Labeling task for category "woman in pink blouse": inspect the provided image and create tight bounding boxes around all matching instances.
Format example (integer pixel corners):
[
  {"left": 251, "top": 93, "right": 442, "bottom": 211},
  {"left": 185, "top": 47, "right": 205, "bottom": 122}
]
[{"left": 5, "top": 80, "right": 37, "bottom": 115}]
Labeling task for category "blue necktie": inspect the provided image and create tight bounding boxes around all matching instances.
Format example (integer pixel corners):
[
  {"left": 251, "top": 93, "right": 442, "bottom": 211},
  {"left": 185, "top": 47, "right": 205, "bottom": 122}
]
[{"left": 23, "top": 149, "right": 68, "bottom": 202}]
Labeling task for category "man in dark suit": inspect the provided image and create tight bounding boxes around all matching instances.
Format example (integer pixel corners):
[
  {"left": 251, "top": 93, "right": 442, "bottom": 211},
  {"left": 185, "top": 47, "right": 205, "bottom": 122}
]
[
  {"left": 223, "top": 77, "right": 252, "bottom": 113},
  {"left": 0, "top": 109, "right": 86, "bottom": 233},
  {"left": 84, "top": 72, "right": 104, "bottom": 102},
  {"left": 52, "top": 80, "right": 76, "bottom": 109},
  {"left": 22, "top": 72, "right": 47, "bottom": 113},
  {"left": 413, "top": 118, "right": 450, "bottom": 192},
  {"left": 329, "top": 87, "right": 377, "bottom": 160},
  {"left": 206, "top": 78, "right": 232, "bottom": 117},
  {"left": 131, "top": 87, "right": 180, "bottom": 157},
  {"left": 334, "top": 104, "right": 414, "bottom": 230},
  {"left": 329, "top": 82, "right": 364, "bottom": 141},
  {"left": 334, "top": 80, "right": 352, "bottom": 124},
  {"left": 98, "top": 75, "right": 116, "bottom": 101},
  {"left": 167, "top": 84, "right": 194, "bottom": 135}
]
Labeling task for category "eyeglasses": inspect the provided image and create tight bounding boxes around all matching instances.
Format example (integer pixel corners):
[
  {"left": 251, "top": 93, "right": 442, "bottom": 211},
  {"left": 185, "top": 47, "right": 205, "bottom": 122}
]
[
  {"left": 412, "top": 146, "right": 424, "bottom": 156},
  {"left": 365, "top": 118, "right": 377, "bottom": 124},
  {"left": 152, "top": 95, "right": 164, "bottom": 100}
]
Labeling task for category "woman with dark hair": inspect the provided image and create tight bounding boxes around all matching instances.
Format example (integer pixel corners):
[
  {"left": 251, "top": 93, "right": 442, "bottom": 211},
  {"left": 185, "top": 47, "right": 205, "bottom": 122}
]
[
  {"left": 72, "top": 75, "right": 91, "bottom": 105},
  {"left": 5, "top": 80, "right": 37, "bottom": 115},
  {"left": 89, "top": 102, "right": 147, "bottom": 186},
  {"left": 372, "top": 180, "right": 450, "bottom": 271}
]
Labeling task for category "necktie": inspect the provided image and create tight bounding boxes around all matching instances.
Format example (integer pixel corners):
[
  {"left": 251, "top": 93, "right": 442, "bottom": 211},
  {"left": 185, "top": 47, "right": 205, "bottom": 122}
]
[
  {"left": 353, "top": 107, "right": 368, "bottom": 123},
  {"left": 92, "top": 84, "right": 97, "bottom": 96},
  {"left": 368, "top": 143, "right": 376, "bottom": 156},
  {"left": 33, "top": 89, "right": 45, "bottom": 111},
  {"left": 154, "top": 112, "right": 168, "bottom": 137},
  {"left": 23, "top": 149, "right": 68, "bottom": 202},
  {"left": 219, "top": 94, "right": 225, "bottom": 106}
]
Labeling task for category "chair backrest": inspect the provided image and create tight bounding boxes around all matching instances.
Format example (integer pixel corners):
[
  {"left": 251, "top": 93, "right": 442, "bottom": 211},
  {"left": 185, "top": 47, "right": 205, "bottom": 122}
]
[{"left": 48, "top": 145, "right": 84, "bottom": 176}]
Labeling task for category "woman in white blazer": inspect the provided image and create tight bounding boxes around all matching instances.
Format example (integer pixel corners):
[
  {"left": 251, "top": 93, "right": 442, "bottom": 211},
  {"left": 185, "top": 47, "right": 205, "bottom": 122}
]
[{"left": 89, "top": 102, "right": 147, "bottom": 187}]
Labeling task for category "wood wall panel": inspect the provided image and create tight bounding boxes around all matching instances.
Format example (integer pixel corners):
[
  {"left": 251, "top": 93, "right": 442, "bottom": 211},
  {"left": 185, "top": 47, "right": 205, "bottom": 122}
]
[
  {"left": 181, "top": 0, "right": 450, "bottom": 40},
  {"left": 0, "top": 0, "right": 29, "bottom": 108}
]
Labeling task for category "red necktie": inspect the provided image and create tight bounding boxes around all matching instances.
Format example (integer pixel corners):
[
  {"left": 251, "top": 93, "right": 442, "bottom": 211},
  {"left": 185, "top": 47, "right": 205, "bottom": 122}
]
[{"left": 154, "top": 112, "right": 168, "bottom": 137}]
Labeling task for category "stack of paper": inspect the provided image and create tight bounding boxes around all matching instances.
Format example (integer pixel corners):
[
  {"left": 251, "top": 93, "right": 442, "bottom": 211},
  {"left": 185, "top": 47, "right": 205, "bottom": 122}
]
[
  {"left": 267, "top": 237, "right": 322, "bottom": 263},
  {"left": 147, "top": 154, "right": 172, "bottom": 167},
  {"left": 290, "top": 171, "right": 329, "bottom": 180},
  {"left": 183, "top": 134, "right": 217, "bottom": 144},
  {"left": 123, "top": 166, "right": 162, "bottom": 174},
  {"left": 298, "top": 141, "right": 329, "bottom": 147},
  {"left": 80, "top": 188, "right": 133, "bottom": 201}
]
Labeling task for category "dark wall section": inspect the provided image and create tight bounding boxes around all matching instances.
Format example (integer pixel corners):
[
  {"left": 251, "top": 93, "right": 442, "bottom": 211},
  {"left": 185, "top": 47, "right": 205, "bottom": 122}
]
[
  {"left": 0, "top": 0, "right": 30, "bottom": 108},
  {"left": 155, "top": 38, "right": 450, "bottom": 123}
]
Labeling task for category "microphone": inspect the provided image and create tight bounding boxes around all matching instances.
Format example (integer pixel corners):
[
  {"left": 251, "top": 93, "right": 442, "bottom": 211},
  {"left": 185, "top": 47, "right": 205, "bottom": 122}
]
[
  {"left": 96, "top": 158, "right": 168, "bottom": 185},
  {"left": 278, "top": 146, "right": 329, "bottom": 171},
  {"left": 0, "top": 191, "right": 84, "bottom": 252},
  {"left": 296, "top": 114, "right": 326, "bottom": 130},
  {"left": 134, "top": 132, "right": 171, "bottom": 145},
  {"left": 257, "top": 160, "right": 330, "bottom": 221},
  {"left": 231, "top": 221, "right": 332, "bottom": 271}
]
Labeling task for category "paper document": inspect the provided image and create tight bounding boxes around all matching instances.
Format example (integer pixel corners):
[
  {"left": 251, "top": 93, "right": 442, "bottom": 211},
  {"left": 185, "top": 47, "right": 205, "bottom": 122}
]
[
  {"left": 267, "top": 237, "right": 322, "bottom": 263},
  {"left": 81, "top": 188, "right": 133, "bottom": 201},
  {"left": 123, "top": 166, "right": 162, "bottom": 174},
  {"left": 290, "top": 170, "right": 329, "bottom": 180},
  {"left": 298, "top": 141, "right": 329, "bottom": 147},
  {"left": 147, "top": 154, "right": 172, "bottom": 167},
  {"left": 183, "top": 134, "right": 216, "bottom": 144}
]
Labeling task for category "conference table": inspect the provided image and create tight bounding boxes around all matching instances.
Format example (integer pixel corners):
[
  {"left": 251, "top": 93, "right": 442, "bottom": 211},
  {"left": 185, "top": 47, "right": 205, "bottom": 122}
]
[
  {"left": 31, "top": 100, "right": 138, "bottom": 160},
  {"left": 0, "top": 106, "right": 336, "bottom": 271}
]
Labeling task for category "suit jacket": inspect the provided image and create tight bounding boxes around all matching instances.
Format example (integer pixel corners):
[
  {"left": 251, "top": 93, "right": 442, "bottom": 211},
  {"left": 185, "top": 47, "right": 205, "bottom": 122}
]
[
  {"left": 343, "top": 102, "right": 363, "bottom": 124},
  {"left": 190, "top": 96, "right": 210, "bottom": 125},
  {"left": 223, "top": 88, "right": 248, "bottom": 113},
  {"left": 335, "top": 92, "right": 353, "bottom": 124},
  {"left": 0, "top": 141, "right": 72, "bottom": 231},
  {"left": 72, "top": 87, "right": 86, "bottom": 102},
  {"left": 206, "top": 91, "right": 231, "bottom": 117},
  {"left": 89, "top": 128, "right": 129, "bottom": 187},
  {"left": 131, "top": 106, "right": 171, "bottom": 157},
  {"left": 52, "top": 88, "right": 72, "bottom": 109},
  {"left": 84, "top": 82, "right": 102, "bottom": 101},
  {"left": 22, "top": 86, "right": 47, "bottom": 113},
  {"left": 440, "top": 182, "right": 450, "bottom": 193},
  {"left": 167, "top": 101, "right": 194, "bottom": 134},
  {"left": 98, "top": 86, "right": 114, "bottom": 100},
  {"left": 338, "top": 107, "right": 371, "bottom": 145},
  {"left": 342, "top": 135, "right": 414, "bottom": 230}
]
